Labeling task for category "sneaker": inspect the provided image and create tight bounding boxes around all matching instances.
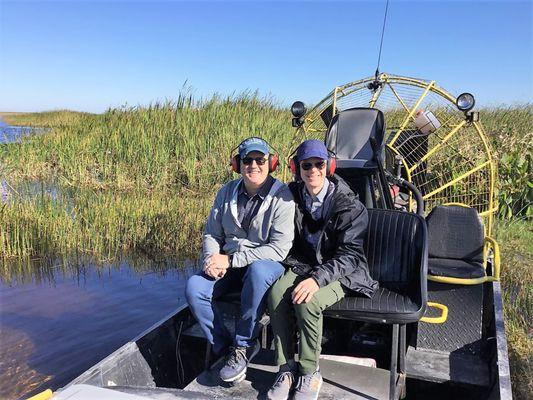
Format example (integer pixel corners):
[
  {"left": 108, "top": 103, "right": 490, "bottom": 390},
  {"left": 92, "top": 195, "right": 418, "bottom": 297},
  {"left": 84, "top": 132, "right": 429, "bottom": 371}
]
[
  {"left": 266, "top": 369, "right": 296, "bottom": 400},
  {"left": 293, "top": 370, "right": 323, "bottom": 400},
  {"left": 219, "top": 340, "right": 260, "bottom": 382}
]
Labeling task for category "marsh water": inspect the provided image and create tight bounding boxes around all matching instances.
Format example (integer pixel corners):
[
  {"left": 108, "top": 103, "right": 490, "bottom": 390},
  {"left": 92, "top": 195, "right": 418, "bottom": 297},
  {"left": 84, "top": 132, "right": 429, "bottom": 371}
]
[
  {"left": 0, "top": 121, "right": 193, "bottom": 400},
  {"left": 0, "top": 259, "right": 193, "bottom": 400},
  {"left": 0, "top": 120, "right": 44, "bottom": 144}
]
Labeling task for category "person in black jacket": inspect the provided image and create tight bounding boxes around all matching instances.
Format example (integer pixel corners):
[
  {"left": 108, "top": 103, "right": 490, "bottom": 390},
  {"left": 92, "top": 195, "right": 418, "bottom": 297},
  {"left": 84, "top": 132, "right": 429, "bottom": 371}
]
[{"left": 266, "top": 139, "right": 378, "bottom": 400}]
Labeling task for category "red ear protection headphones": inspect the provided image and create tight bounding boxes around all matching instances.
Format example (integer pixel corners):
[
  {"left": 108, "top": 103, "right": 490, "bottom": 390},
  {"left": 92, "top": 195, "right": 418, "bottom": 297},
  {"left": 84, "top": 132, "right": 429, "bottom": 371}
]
[
  {"left": 230, "top": 137, "right": 279, "bottom": 174},
  {"left": 288, "top": 146, "right": 337, "bottom": 179}
]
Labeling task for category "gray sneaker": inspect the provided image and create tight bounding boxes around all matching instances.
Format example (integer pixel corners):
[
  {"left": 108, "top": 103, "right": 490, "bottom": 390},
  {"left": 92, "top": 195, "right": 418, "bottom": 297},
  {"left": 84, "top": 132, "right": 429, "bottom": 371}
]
[
  {"left": 293, "top": 370, "right": 323, "bottom": 400},
  {"left": 266, "top": 370, "right": 296, "bottom": 400},
  {"left": 219, "top": 340, "right": 260, "bottom": 383}
]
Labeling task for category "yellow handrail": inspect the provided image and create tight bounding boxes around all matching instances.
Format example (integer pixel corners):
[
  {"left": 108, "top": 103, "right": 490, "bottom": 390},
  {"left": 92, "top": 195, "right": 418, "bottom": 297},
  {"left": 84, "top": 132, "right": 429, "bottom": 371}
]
[
  {"left": 420, "top": 302, "right": 449, "bottom": 324},
  {"left": 26, "top": 389, "right": 53, "bottom": 400}
]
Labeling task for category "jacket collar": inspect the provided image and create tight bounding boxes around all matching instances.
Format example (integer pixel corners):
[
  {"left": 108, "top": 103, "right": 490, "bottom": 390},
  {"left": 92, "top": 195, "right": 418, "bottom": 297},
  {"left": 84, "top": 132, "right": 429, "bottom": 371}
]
[
  {"left": 293, "top": 175, "right": 357, "bottom": 216},
  {"left": 230, "top": 177, "right": 282, "bottom": 226}
]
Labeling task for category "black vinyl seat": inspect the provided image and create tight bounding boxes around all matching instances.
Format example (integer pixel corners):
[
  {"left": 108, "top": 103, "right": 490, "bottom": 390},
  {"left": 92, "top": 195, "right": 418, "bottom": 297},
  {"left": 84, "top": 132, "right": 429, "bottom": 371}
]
[
  {"left": 326, "top": 286, "right": 421, "bottom": 321},
  {"left": 428, "top": 258, "right": 485, "bottom": 279},
  {"left": 426, "top": 205, "right": 489, "bottom": 283},
  {"left": 325, "top": 107, "right": 385, "bottom": 171},
  {"left": 325, "top": 108, "right": 391, "bottom": 209},
  {"left": 324, "top": 208, "right": 427, "bottom": 324},
  {"left": 324, "top": 208, "right": 427, "bottom": 400}
]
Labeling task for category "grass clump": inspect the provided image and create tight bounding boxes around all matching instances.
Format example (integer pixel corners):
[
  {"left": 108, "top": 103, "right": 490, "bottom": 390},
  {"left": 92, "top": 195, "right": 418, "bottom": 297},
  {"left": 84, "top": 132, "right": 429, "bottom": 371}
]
[
  {"left": 483, "top": 105, "right": 533, "bottom": 219},
  {"left": 0, "top": 188, "right": 212, "bottom": 264}
]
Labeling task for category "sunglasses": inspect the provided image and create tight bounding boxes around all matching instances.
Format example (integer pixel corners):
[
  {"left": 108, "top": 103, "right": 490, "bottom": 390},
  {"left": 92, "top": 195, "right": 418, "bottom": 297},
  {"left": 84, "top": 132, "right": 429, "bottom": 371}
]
[
  {"left": 301, "top": 161, "right": 326, "bottom": 170},
  {"left": 242, "top": 157, "right": 267, "bottom": 166}
]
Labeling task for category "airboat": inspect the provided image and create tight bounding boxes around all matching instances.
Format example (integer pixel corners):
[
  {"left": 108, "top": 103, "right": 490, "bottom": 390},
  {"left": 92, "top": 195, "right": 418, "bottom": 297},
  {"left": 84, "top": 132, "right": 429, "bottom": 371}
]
[{"left": 30, "top": 73, "right": 511, "bottom": 400}]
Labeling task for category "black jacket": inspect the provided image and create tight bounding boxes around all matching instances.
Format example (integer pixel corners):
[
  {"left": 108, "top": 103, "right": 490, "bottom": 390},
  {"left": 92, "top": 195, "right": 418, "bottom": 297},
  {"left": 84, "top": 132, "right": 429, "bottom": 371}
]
[{"left": 284, "top": 175, "right": 378, "bottom": 297}]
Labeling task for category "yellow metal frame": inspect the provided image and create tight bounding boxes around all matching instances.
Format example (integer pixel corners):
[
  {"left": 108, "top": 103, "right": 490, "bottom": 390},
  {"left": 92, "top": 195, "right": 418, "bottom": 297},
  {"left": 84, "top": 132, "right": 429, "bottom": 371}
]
[
  {"left": 26, "top": 389, "right": 53, "bottom": 400},
  {"left": 420, "top": 302, "right": 449, "bottom": 324}
]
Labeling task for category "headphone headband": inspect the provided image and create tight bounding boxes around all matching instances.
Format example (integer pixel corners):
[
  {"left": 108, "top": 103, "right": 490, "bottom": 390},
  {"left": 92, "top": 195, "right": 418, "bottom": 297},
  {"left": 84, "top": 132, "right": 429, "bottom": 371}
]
[
  {"left": 230, "top": 137, "right": 279, "bottom": 174},
  {"left": 288, "top": 144, "right": 336, "bottom": 179}
]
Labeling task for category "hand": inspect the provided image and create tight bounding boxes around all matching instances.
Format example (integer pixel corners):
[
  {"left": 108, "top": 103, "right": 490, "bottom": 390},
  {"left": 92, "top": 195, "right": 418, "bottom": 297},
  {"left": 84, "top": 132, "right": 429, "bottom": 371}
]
[
  {"left": 292, "top": 278, "right": 320, "bottom": 304},
  {"left": 204, "top": 254, "right": 230, "bottom": 278},
  {"left": 205, "top": 266, "right": 227, "bottom": 279}
]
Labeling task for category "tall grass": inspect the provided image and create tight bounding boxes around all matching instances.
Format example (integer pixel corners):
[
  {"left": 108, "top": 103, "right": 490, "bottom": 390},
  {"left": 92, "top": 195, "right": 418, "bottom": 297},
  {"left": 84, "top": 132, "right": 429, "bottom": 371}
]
[
  {"left": 1, "top": 97, "right": 531, "bottom": 256},
  {"left": 482, "top": 105, "right": 533, "bottom": 219},
  {"left": 1, "top": 95, "right": 296, "bottom": 192},
  {"left": 0, "top": 187, "right": 211, "bottom": 262}
]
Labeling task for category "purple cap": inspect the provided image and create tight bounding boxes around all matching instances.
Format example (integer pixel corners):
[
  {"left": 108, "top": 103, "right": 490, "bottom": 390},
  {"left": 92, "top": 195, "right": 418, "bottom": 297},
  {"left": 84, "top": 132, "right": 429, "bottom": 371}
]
[
  {"left": 238, "top": 137, "right": 269, "bottom": 158},
  {"left": 296, "top": 139, "right": 328, "bottom": 161}
]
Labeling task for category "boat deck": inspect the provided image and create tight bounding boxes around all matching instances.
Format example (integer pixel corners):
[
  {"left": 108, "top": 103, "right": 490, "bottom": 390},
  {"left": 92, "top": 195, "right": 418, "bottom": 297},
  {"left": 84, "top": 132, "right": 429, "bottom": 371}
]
[{"left": 185, "top": 349, "right": 391, "bottom": 400}]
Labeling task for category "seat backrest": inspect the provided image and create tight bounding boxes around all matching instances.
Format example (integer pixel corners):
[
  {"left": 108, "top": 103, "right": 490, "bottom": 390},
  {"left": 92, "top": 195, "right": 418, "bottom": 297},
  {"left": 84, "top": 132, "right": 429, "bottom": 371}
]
[
  {"left": 365, "top": 209, "right": 427, "bottom": 300},
  {"left": 325, "top": 107, "right": 386, "bottom": 169},
  {"left": 426, "top": 205, "right": 484, "bottom": 262}
]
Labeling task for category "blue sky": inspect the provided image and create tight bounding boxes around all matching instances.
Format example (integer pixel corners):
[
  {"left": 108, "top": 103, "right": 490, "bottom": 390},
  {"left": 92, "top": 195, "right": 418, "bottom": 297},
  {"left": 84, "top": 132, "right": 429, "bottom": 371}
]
[{"left": 1, "top": 0, "right": 531, "bottom": 113}]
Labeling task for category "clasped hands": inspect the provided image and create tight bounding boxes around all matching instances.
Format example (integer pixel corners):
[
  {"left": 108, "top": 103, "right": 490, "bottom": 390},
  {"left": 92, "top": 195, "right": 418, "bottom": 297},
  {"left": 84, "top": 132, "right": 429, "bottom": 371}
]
[{"left": 203, "top": 253, "right": 230, "bottom": 279}]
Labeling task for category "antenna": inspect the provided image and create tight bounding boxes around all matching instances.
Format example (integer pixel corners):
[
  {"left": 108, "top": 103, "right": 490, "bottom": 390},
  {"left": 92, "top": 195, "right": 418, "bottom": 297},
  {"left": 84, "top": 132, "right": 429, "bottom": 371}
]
[{"left": 374, "top": 0, "right": 390, "bottom": 80}]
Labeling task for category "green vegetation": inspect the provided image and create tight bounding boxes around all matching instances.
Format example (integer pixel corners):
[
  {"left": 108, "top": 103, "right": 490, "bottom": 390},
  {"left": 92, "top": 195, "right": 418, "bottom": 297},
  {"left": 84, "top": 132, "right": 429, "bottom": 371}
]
[
  {"left": 495, "top": 220, "right": 532, "bottom": 400},
  {"left": 1, "top": 97, "right": 531, "bottom": 398},
  {"left": 0, "top": 94, "right": 297, "bottom": 261},
  {"left": 0, "top": 95, "right": 296, "bottom": 189},
  {"left": 1, "top": 187, "right": 210, "bottom": 260},
  {"left": 482, "top": 106, "right": 533, "bottom": 219}
]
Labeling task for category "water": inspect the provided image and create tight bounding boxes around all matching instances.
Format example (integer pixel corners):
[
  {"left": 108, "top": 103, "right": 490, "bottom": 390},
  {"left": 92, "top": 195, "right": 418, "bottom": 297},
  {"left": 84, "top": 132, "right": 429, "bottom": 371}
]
[
  {"left": 0, "top": 118, "right": 197, "bottom": 399},
  {"left": 0, "top": 119, "right": 41, "bottom": 144},
  {"left": 0, "top": 258, "right": 197, "bottom": 400}
]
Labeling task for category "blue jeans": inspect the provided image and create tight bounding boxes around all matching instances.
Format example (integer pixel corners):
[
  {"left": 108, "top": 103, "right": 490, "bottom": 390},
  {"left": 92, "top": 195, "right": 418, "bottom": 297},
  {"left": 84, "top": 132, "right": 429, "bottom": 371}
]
[{"left": 185, "top": 260, "right": 285, "bottom": 354}]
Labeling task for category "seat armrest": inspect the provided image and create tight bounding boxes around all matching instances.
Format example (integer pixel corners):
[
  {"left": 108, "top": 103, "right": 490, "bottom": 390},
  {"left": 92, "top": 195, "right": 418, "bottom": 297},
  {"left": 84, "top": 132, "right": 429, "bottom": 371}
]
[{"left": 484, "top": 236, "right": 500, "bottom": 280}]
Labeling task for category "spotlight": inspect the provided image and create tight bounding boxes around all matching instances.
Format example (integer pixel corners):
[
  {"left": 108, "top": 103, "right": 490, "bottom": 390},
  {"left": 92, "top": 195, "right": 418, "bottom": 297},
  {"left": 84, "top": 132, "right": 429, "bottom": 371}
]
[
  {"left": 291, "top": 101, "right": 306, "bottom": 118},
  {"left": 456, "top": 93, "right": 475, "bottom": 112}
]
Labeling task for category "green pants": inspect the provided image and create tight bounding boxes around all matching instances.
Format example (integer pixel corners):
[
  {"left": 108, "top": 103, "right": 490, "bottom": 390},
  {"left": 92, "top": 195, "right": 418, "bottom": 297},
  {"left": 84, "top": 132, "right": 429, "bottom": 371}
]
[{"left": 268, "top": 269, "right": 346, "bottom": 374}]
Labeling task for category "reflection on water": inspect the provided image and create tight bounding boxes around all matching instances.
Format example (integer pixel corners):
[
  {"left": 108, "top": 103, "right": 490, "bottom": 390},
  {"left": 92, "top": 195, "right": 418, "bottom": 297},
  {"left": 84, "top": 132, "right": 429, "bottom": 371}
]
[
  {"left": 0, "top": 256, "right": 198, "bottom": 400},
  {"left": 0, "top": 119, "right": 46, "bottom": 144},
  {"left": 1, "top": 180, "right": 63, "bottom": 205}
]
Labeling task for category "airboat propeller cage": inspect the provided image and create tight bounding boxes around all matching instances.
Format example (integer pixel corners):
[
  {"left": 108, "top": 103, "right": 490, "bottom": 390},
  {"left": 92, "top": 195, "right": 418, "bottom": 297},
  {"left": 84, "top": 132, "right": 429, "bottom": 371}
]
[{"left": 292, "top": 73, "right": 497, "bottom": 236}]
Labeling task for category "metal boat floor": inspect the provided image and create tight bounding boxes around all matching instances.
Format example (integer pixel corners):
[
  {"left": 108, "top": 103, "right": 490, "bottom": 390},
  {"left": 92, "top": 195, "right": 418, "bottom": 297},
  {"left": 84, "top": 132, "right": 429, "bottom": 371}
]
[
  {"left": 417, "top": 282, "right": 484, "bottom": 354},
  {"left": 406, "top": 347, "right": 490, "bottom": 387},
  {"left": 185, "top": 349, "right": 392, "bottom": 399},
  {"left": 408, "top": 282, "right": 490, "bottom": 388}
]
